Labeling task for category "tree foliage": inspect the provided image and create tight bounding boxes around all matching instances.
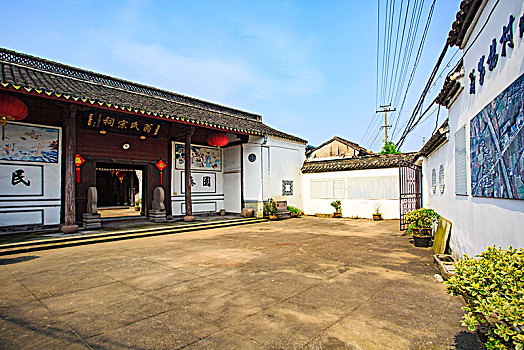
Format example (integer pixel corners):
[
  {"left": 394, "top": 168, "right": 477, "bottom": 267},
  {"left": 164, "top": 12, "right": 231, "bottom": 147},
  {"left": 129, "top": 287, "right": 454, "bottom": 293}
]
[{"left": 380, "top": 141, "right": 401, "bottom": 154}]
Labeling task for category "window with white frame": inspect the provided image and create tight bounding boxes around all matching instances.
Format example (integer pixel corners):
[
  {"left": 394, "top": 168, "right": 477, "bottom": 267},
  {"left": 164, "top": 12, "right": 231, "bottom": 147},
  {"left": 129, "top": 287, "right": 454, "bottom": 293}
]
[
  {"left": 310, "top": 179, "right": 345, "bottom": 199},
  {"left": 346, "top": 176, "right": 398, "bottom": 199}
]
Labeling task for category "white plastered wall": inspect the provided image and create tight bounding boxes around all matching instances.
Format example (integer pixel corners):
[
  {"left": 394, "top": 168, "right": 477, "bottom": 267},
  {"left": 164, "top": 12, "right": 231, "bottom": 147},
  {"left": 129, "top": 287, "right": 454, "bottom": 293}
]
[
  {"left": 243, "top": 135, "right": 305, "bottom": 215},
  {"left": 302, "top": 167, "right": 400, "bottom": 219},
  {"left": 171, "top": 141, "right": 225, "bottom": 215},
  {"left": 423, "top": 0, "right": 524, "bottom": 257},
  {"left": 223, "top": 145, "right": 241, "bottom": 213},
  {"left": 0, "top": 122, "right": 62, "bottom": 228}
]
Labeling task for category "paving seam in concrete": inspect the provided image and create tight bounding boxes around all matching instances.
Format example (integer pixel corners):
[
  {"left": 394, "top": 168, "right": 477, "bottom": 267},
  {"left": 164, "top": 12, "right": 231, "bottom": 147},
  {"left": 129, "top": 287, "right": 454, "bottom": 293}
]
[
  {"left": 174, "top": 233, "right": 356, "bottom": 349},
  {"left": 301, "top": 253, "right": 448, "bottom": 349},
  {"left": 3, "top": 266, "right": 94, "bottom": 349}
]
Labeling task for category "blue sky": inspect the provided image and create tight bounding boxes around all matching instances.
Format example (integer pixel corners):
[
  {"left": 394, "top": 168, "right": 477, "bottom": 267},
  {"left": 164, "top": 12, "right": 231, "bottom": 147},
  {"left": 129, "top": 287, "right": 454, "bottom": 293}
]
[{"left": 0, "top": 0, "right": 461, "bottom": 152}]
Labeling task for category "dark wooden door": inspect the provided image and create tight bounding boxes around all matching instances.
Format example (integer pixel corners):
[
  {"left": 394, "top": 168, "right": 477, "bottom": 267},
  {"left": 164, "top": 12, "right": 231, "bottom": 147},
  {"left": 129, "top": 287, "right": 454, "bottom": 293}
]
[{"left": 399, "top": 160, "right": 422, "bottom": 231}]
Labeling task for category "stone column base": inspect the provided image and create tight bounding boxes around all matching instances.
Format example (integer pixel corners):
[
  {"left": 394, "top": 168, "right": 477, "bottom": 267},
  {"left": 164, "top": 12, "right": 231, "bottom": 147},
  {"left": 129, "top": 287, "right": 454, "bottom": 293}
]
[
  {"left": 83, "top": 213, "right": 101, "bottom": 230},
  {"left": 149, "top": 210, "right": 167, "bottom": 223}
]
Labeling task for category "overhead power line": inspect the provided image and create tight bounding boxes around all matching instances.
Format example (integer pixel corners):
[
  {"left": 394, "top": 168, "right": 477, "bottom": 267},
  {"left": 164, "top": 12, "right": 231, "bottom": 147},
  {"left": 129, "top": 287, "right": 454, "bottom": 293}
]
[
  {"left": 394, "top": 0, "right": 502, "bottom": 149},
  {"left": 395, "top": 43, "right": 449, "bottom": 149}
]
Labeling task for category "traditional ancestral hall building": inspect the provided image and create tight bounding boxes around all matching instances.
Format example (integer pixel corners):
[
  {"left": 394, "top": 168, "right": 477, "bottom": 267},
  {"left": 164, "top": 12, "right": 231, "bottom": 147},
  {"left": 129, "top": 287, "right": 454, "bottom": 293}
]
[
  {"left": 0, "top": 48, "right": 306, "bottom": 230},
  {"left": 416, "top": 0, "right": 524, "bottom": 256}
]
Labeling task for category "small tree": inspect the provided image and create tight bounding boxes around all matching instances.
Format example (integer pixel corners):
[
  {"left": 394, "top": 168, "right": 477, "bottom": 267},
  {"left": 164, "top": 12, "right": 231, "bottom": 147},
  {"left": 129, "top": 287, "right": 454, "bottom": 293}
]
[{"left": 380, "top": 141, "right": 401, "bottom": 154}]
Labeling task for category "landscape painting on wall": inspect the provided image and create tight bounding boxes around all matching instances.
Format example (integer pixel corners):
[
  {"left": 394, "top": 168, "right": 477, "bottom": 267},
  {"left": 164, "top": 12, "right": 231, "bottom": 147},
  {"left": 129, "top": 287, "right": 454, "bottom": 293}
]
[
  {"left": 470, "top": 73, "right": 524, "bottom": 199},
  {"left": 175, "top": 143, "right": 222, "bottom": 171},
  {"left": 0, "top": 122, "right": 60, "bottom": 163}
]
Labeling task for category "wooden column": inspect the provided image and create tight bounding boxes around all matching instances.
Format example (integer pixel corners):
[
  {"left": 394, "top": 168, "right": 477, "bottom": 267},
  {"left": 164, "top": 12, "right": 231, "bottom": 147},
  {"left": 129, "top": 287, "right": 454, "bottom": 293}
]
[
  {"left": 184, "top": 128, "right": 193, "bottom": 219},
  {"left": 63, "top": 106, "right": 77, "bottom": 226}
]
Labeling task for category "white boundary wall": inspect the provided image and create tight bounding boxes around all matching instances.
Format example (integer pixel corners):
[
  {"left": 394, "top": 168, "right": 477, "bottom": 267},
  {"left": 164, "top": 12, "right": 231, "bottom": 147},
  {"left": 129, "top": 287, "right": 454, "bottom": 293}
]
[
  {"left": 421, "top": 0, "right": 524, "bottom": 257},
  {"left": 302, "top": 167, "right": 400, "bottom": 219}
]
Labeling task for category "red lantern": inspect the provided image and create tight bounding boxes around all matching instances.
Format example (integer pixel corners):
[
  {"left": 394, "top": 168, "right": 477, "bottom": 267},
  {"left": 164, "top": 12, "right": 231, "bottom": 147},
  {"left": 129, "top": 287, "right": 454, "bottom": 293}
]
[
  {"left": 207, "top": 133, "right": 228, "bottom": 149},
  {"left": 0, "top": 94, "right": 29, "bottom": 140},
  {"left": 116, "top": 171, "right": 127, "bottom": 183}
]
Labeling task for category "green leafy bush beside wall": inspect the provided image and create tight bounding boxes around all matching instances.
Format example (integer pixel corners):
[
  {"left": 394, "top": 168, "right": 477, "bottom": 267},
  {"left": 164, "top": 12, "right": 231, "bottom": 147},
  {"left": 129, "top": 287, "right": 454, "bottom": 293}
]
[
  {"left": 445, "top": 246, "right": 524, "bottom": 350},
  {"left": 405, "top": 208, "right": 440, "bottom": 229},
  {"left": 287, "top": 206, "right": 302, "bottom": 216},
  {"left": 263, "top": 198, "right": 278, "bottom": 216}
]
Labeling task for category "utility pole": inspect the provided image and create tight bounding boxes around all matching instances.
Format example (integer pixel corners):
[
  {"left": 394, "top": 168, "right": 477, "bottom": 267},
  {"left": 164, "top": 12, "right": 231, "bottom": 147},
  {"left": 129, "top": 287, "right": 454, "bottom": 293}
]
[{"left": 376, "top": 104, "right": 396, "bottom": 143}]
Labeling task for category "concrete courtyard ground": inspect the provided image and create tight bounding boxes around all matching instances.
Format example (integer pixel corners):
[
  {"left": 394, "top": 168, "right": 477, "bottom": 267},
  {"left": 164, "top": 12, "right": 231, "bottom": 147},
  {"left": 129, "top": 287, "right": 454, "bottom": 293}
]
[{"left": 0, "top": 217, "right": 482, "bottom": 349}]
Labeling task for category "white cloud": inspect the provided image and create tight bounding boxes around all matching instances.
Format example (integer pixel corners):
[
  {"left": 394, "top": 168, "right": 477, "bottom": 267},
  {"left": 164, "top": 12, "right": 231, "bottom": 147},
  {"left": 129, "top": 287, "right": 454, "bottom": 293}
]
[
  {"left": 107, "top": 41, "right": 324, "bottom": 104},
  {"left": 112, "top": 42, "right": 259, "bottom": 102}
]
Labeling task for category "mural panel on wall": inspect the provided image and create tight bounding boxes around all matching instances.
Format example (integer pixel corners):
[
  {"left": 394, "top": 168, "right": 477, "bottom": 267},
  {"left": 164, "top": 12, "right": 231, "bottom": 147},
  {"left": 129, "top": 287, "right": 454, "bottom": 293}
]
[
  {"left": 470, "top": 73, "right": 524, "bottom": 199},
  {"left": 1, "top": 122, "right": 59, "bottom": 163},
  {"left": 175, "top": 143, "right": 222, "bottom": 171}
]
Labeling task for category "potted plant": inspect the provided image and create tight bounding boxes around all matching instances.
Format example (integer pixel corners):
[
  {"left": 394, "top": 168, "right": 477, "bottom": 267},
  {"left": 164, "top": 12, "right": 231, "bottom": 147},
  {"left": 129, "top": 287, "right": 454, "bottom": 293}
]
[
  {"left": 372, "top": 204, "right": 382, "bottom": 221},
  {"left": 263, "top": 198, "right": 278, "bottom": 220},
  {"left": 331, "top": 200, "right": 342, "bottom": 218},
  {"left": 134, "top": 198, "right": 141, "bottom": 211},
  {"left": 445, "top": 246, "right": 523, "bottom": 350},
  {"left": 405, "top": 208, "right": 439, "bottom": 247}
]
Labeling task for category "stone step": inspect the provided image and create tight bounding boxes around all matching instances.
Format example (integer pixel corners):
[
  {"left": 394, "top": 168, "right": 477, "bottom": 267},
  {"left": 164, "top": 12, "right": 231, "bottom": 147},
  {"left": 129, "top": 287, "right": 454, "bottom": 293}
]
[{"left": 0, "top": 218, "right": 267, "bottom": 256}]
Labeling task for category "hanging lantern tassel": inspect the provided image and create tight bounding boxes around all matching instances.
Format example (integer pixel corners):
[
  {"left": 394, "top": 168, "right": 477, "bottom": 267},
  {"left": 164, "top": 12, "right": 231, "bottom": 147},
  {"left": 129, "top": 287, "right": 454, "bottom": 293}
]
[
  {"left": 155, "top": 160, "right": 167, "bottom": 186},
  {"left": 74, "top": 154, "right": 86, "bottom": 183}
]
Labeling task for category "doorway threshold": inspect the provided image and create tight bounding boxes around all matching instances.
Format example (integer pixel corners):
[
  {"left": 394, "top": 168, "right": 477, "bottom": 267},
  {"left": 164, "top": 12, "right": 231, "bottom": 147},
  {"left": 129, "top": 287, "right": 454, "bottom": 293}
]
[{"left": 99, "top": 207, "right": 142, "bottom": 218}]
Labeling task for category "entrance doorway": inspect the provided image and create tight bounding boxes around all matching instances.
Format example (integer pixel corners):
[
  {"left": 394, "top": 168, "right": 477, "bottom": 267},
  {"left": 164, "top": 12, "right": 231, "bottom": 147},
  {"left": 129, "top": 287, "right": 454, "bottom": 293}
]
[
  {"left": 96, "top": 163, "right": 144, "bottom": 218},
  {"left": 399, "top": 160, "right": 422, "bottom": 230}
]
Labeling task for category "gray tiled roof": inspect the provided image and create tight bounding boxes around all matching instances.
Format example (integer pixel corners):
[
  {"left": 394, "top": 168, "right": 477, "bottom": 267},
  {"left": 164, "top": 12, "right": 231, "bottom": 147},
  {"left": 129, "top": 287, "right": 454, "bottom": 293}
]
[
  {"left": 447, "top": 0, "right": 483, "bottom": 47},
  {"left": 417, "top": 119, "right": 449, "bottom": 158},
  {"left": 301, "top": 153, "right": 417, "bottom": 173},
  {"left": 436, "top": 60, "right": 463, "bottom": 108},
  {"left": 0, "top": 48, "right": 307, "bottom": 143},
  {"left": 306, "top": 136, "right": 372, "bottom": 157}
]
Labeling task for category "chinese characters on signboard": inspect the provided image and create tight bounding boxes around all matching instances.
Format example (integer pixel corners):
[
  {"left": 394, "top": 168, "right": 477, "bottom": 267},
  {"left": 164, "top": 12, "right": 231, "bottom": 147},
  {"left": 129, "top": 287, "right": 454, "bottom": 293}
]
[
  {"left": 469, "top": 13, "right": 524, "bottom": 94},
  {"left": 0, "top": 163, "right": 43, "bottom": 196},
  {"left": 84, "top": 112, "right": 162, "bottom": 138},
  {"left": 181, "top": 172, "right": 216, "bottom": 193}
]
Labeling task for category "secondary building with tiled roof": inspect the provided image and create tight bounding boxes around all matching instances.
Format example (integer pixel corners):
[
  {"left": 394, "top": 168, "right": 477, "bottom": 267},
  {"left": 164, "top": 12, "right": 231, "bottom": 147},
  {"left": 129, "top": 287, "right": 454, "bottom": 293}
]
[
  {"left": 299, "top": 134, "right": 416, "bottom": 220},
  {"left": 302, "top": 153, "right": 416, "bottom": 173},
  {"left": 305, "top": 136, "right": 372, "bottom": 160}
]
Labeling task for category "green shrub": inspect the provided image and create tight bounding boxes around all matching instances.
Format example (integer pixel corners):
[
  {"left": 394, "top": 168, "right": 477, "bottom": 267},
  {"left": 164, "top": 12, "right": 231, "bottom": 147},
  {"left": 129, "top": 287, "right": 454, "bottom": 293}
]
[
  {"left": 330, "top": 200, "right": 341, "bottom": 214},
  {"left": 287, "top": 206, "right": 302, "bottom": 216},
  {"left": 263, "top": 198, "right": 278, "bottom": 216},
  {"left": 405, "top": 208, "right": 439, "bottom": 229},
  {"left": 445, "top": 246, "right": 524, "bottom": 350}
]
